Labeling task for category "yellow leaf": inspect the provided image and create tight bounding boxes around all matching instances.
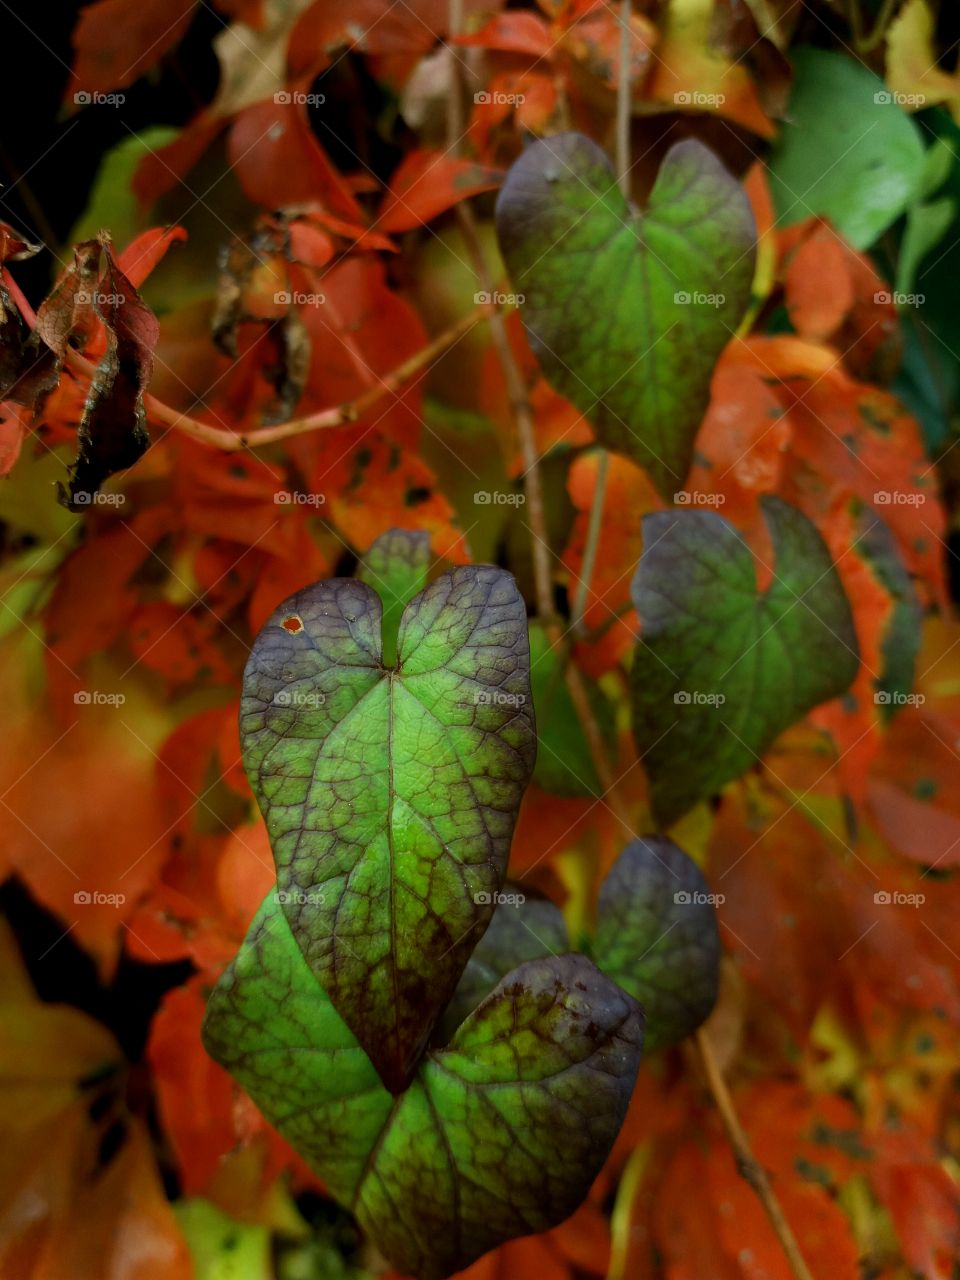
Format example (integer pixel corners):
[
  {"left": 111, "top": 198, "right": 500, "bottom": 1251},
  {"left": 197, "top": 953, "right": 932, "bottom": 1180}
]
[{"left": 886, "top": 0, "right": 960, "bottom": 123}]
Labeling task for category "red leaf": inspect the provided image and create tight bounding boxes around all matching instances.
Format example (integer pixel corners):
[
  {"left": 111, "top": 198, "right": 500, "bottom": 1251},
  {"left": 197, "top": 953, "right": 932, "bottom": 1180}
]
[
  {"left": 378, "top": 151, "right": 502, "bottom": 233},
  {"left": 67, "top": 0, "right": 196, "bottom": 97},
  {"left": 228, "top": 98, "right": 364, "bottom": 220},
  {"left": 455, "top": 12, "right": 554, "bottom": 56},
  {"left": 117, "top": 226, "right": 188, "bottom": 287}
]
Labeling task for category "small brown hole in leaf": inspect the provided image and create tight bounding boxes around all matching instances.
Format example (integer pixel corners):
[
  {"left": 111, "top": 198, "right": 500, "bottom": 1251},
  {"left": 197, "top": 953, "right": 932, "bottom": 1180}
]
[{"left": 282, "top": 615, "right": 304, "bottom": 634}]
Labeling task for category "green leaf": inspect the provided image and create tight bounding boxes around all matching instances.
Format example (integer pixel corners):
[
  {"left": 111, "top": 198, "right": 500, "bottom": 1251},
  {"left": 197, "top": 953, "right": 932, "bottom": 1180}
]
[
  {"left": 241, "top": 564, "right": 536, "bottom": 1091},
  {"left": 767, "top": 48, "right": 925, "bottom": 250},
  {"left": 896, "top": 195, "right": 956, "bottom": 296},
  {"left": 67, "top": 128, "right": 179, "bottom": 252},
  {"left": 175, "top": 1199, "right": 272, "bottom": 1280},
  {"left": 201, "top": 895, "right": 393, "bottom": 1204},
  {"left": 203, "top": 894, "right": 643, "bottom": 1280},
  {"left": 529, "top": 621, "right": 610, "bottom": 795},
  {"left": 357, "top": 528, "right": 431, "bottom": 667},
  {"left": 594, "top": 839, "right": 720, "bottom": 1051},
  {"left": 437, "top": 890, "right": 570, "bottom": 1040},
  {"left": 630, "top": 496, "right": 859, "bottom": 826},
  {"left": 495, "top": 132, "right": 755, "bottom": 500}
]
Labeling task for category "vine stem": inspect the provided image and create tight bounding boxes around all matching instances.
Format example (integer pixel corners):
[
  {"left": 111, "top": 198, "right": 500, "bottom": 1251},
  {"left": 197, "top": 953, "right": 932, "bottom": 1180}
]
[
  {"left": 446, "top": 6, "right": 554, "bottom": 621},
  {"left": 445, "top": 0, "right": 633, "bottom": 846},
  {"left": 571, "top": 0, "right": 630, "bottom": 636},
  {"left": 4, "top": 264, "right": 482, "bottom": 453},
  {"left": 695, "top": 1027, "right": 816, "bottom": 1280}
]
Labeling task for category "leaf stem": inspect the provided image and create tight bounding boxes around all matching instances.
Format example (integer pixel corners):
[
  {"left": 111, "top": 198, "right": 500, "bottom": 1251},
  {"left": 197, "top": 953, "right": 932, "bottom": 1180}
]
[
  {"left": 695, "top": 1027, "right": 816, "bottom": 1280},
  {"left": 571, "top": 449, "right": 609, "bottom": 636}
]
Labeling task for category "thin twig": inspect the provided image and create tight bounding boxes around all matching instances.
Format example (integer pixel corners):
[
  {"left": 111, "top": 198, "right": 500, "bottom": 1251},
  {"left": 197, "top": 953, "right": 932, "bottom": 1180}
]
[
  {"left": 852, "top": 0, "right": 899, "bottom": 54},
  {"left": 571, "top": 449, "right": 609, "bottom": 636},
  {"left": 58, "top": 307, "right": 482, "bottom": 452},
  {"left": 447, "top": 0, "right": 554, "bottom": 621},
  {"left": 695, "top": 1028, "right": 816, "bottom": 1280},
  {"left": 572, "top": 0, "right": 630, "bottom": 635},
  {"left": 615, "top": 0, "right": 632, "bottom": 201}
]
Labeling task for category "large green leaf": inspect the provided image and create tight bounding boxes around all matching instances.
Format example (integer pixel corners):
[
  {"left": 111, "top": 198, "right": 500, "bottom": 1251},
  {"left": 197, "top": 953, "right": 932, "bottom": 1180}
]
[
  {"left": 594, "top": 839, "right": 720, "bottom": 1052},
  {"left": 241, "top": 564, "right": 536, "bottom": 1091},
  {"left": 203, "top": 895, "right": 643, "bottom": 1280},
  {"left": 495, "top": 132, "right": 755, "bottom": 499},
  {"left": 631, "top": 496, "right": 859, "bottom": 826},
  {"left": 767, "top": 47, "right": 925, "bottom": 250}
]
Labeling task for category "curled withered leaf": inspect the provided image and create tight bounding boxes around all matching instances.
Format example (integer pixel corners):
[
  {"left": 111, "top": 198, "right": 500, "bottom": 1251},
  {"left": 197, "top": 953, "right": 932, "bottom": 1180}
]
[
  {"left": 58, "top": 241, "right": 159, "bottom": 511},
  {"left": 0, "top": 223, "right": 60, "bottom": 412}
]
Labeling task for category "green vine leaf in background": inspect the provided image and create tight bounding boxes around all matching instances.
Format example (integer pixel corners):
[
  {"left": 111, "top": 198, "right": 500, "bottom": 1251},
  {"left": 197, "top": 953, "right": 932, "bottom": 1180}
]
[
  {"left": 767, "top": 47, "right": 925, "bottom": 250},
  {"left": 631, "top": 496, "right": 860, "bottom": 826},
  {"left": 495, "top": 131, "right": 756, "bottom": 500},
  {"left": 240, "top": 556, "right": 536, "bottom": 1091},
  {"left": 202, "top": 894, "right": 643, "bottom": 1280},
  {"left": 594, "top": 838, "right": 721, "bottom": 1052},
  {"left": 442, "top": 842, "right": 721, "bottom": 1055}
]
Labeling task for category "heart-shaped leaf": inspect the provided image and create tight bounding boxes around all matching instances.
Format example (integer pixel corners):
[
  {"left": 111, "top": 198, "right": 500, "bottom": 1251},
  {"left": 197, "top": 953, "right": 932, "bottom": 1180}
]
[
  {"left": 442, "top": 856, "right": 718, "bottom": 1053},
  {"left": 437, "top": 889, "right": 570, "bottom": 1040},
  {"left": 631, "top": 496, "right": 859, "bottom": 826},
  {"left": 495, "top": 132, "right": 755, "bottom": 499},
  {"left": 594, "top": 838, "right": 720, "bottom": 1051},
  {"left": 241, "top": 563, "right": 536, "bottom": 1091},
  {"left": 202, "top": 894, "right": 643, "bottom": 1280}
]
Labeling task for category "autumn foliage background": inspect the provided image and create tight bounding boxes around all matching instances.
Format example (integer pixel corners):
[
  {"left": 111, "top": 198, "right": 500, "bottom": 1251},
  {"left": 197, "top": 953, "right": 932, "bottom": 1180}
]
[{"left": 1, "top": 0, "right": 960, "bottom": 1276}]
